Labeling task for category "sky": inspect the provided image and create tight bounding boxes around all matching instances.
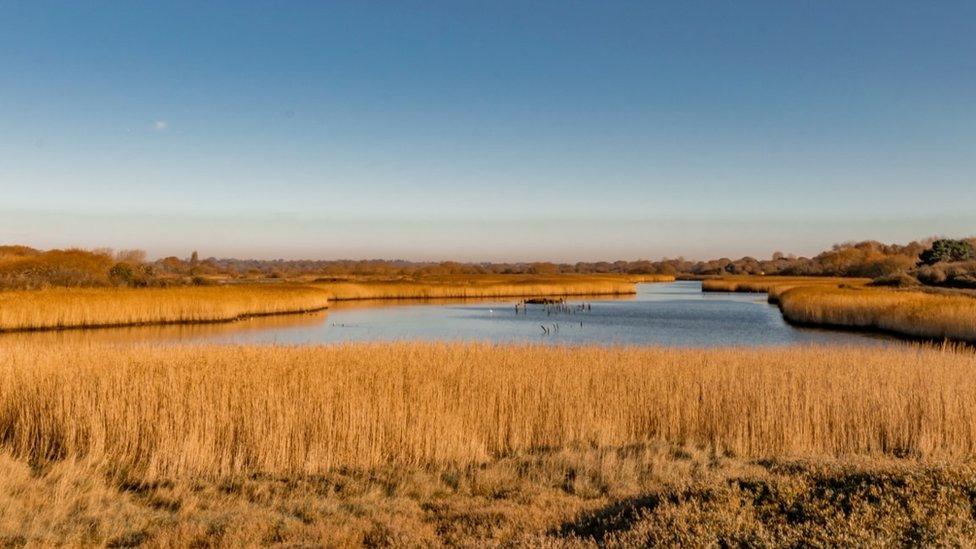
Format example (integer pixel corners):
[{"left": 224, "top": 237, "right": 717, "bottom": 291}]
[{"left": 1, "top": 1, "right": 974, "bottom": 261}]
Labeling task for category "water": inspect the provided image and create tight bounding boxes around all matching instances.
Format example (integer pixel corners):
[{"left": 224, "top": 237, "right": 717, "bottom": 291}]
[
  {"left": 7, "top": 281, "right": 882, "bottom": 347},
  {"left": 4, "top": 282, "right": 888, "bottom": 347}
]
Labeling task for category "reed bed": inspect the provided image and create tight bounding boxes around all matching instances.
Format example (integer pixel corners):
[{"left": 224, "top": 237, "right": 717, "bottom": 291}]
[
  {"left": 0, "top": 285, "right": 330, "bottom": 332},
  {"left": 702, "top": 275, "right": 976, "bottom": 343},
  {"left": 1, "top": 341, "right": 975, "bottom": 481},
  {"left": 624, "top": 274, "right": 676, "bottom": 283},
  {"left": 701, "top": 276, "right": 862, "bottom": 298},
  {"left": 0, "top": 275, "right": 650, "bottom": 333},
  {"left": 315, "top": 275, "right": 641, "bottom": 301},
  {"left": 779, "top": 285, "right": 976, "bottom": 343}
]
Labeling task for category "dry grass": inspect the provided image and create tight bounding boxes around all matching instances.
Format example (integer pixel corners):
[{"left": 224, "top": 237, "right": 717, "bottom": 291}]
[
  {"left": 701, "top": 275, "right": 865, "bottom": 298},
  {"left": 702, "top": 275, "right": 976, "bottom": 343},
  {"left": 624, "top": 274, "right": 676, "bottom": 284},
  {"left": 5, "top": 447, "right": 976, "bottom": 547},
  {"left": 0, "top": 285, "right": 330, "bottom": 332},
  {"left": 0, "top": 275, "right": 651, "bottom": 332},
  {"left": 2, "top": 342, "right": 976, "bottom": 481},
  {"left": 3, "top": 342, "right": 976, "bottom": 545},
  {"left": 779, "top": 285, "right": 976, "bottom": 343},
  {"left": 313, "top": 275, "right": 645, "bottom": 301}
]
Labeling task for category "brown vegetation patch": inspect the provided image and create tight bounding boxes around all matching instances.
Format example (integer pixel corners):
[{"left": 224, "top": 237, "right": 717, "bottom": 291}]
[{"left": 2, "top": 448, "right": 976, "bottom": 546}]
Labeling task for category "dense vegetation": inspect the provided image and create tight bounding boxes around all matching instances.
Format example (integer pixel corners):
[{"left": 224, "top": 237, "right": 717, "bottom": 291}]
[
  {"left": 0, "top": 285, "right": 331, "bottom": 332},
  {"left": 3, "top": 237, "right": 975, "bottom": 290},
  {"left": 7, "top": 342, "right": 974, "bottom": 476},
  {"left": 0, "top": 277, "right": 639, "bottom": 332},
  {"left": 3, "top": 342, "right": 976, "bottom": 545}
]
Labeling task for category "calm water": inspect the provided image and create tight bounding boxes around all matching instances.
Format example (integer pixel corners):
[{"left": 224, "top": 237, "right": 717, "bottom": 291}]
[
  {"left": 5, "top": 282, "right": 888, "bottom": 347},
  {"left": 16, "top": 280, "right": 875, "bottom": 347}
]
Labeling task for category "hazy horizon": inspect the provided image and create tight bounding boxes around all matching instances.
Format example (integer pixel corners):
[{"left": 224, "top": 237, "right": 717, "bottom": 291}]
[
  {"left": 2, "top": 209, "right": 973, "bottom": 263},
  {"left": 3, "top": 2, "right": 974, "bottom": 260}
]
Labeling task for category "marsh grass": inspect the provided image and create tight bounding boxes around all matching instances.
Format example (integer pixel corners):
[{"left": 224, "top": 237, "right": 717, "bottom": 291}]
[
  {"left": 0, "top": 275, "right": 652, "bottom": 332},
  {"left": 0, "top": 285, "right": 330, "bottom": 332},
  {"left": 4, "top": 341, "right": 976, "bottom": 545},
  {"left": 2, "top": 342, "right": 975, "bottom": 481},
  {"left": 314, "top": 275, "right": 647, "bottom": 301},
  {"left": 700, "top": 276, "right": 864, "bottom": 298},
  {"left": 704, "top": 275, "right": 976, "bottom": 343},
  {"left": 779, "top": 285, "right": 976, "bottom": 343}
]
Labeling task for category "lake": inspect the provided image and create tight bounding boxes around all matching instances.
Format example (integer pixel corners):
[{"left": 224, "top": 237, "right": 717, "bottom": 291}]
[{"left": 7, "top": 281, "right": 886, "bottom": 347}]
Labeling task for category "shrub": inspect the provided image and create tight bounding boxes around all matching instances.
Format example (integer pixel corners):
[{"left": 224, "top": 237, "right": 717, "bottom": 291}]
[
  {"left": 919, "top": 239, "right": 975, "bottom": 266},
  {"left": 916, "top": 265, "right": 947, "bottom": 285},
  {"left": 867, "top": 273, "right": 920, "bottom": 288},
  {"left": 948, "top": 274, "right": 976, "bottom": 289},
  {"left": 108, "top": 263, "right": 135, "bottom": 286},
  {"left": 191, "top": 275, "right": 214, "bottom": 286},
  {"left": 0, "top": 248, "right": 114, "bottom": 289}
]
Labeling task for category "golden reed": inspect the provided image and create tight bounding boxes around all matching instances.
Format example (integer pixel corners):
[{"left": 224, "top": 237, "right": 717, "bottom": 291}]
[
  {"left": 1, "top": 341, "right": 974, "bottom": 480},
  {"left": 702, "top": 275, "right": 976, "bottom": 343},
  {"left": 314, "top": 275, "right": 653, "bottom": 301},
  {"left": 0, "top": 285, "right": 330, "bottom": 332},
  {"left": 779, "top": 285, "right": 976, "bottom": 343},
  {"left": 0, "top": 275, "right": 661, "bottom": 331},
  {"left": 700, "top": 276, "right": 863, "bottom": 296}
]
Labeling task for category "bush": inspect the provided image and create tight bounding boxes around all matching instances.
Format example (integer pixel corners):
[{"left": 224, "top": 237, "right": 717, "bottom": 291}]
[
  {"left": 948, "top": 274, "right": 976, "bottom": 289},
  {"left": 919, "top": 239, "right": 975, "bottom": 266},
  {"left": 191, "top": 276, "right": 214, "bottom": 286},
  {"left": 0, "top": 248, "right": 114, "bottom": 289},
  {"left": 109, "top": 263, "right": 135, "bottom": 286},
  {"left": 868, "top": 273, "right": 921, "bottom": 288},
  {"left": 915, "top": 265, "right": 947, "bottom": 285}
]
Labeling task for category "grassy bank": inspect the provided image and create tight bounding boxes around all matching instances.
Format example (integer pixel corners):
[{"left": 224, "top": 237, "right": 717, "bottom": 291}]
[
  {"left": 313, "top": 274, "right": 653, "bottom": 301},
  {"left": 702, "top": 275, "right": 976, "bottom": 343},
  {"left": 0, "top": 285, "right": 330, "bottom": 332},
  {"left": 2, "top": 342, "right": 976, "bottom": 545},
  {"left": 778, "top": 285, "right": 976, "bottom": 343},
  {"left": 0, "top": 274, "right": 659, "bottom": 332},
  {"left": 3, "top": 342, "right": 975, "bottom": 480},
  {"left": 701, "top": 275, "right": 867, "bottom": 300}
]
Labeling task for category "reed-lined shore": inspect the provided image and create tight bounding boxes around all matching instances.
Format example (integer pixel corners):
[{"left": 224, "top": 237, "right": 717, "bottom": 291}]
[
  {"left": 703, "top": 276, "right": 976, "bottom": 344},
  {"left": 778, "top": 285, "right": 976, "bottom": 344},
  {"left": 313, "top": 274, "right": 655, "bottom": 301},
  {"left": 0, "top": 285, "right": 331, "bottom": 332},
  {"left": 700, "top": 275, "right": 867, "bottom": 299},
  {"left": 0, "top": 275, "right": 654, "bottom": 332}
]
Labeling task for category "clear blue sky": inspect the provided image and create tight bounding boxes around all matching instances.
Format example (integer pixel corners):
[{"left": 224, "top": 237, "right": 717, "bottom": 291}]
[{"left": 1, "top": 1, "right": 974, "bottom": 261}]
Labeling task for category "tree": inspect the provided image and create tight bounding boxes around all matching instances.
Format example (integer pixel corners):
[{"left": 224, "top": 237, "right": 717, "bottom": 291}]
[
  {"left": 528, "top": 262, "right": 558, "bottom": 275},
  {"left": 115, "top": 249, "right": 147, "bottom": 264},
  {"left": 918, "top": 239, "right": 975, "bottom": 266}
]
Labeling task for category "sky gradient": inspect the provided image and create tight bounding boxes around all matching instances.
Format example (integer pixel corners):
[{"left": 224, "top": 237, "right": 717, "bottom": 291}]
[{"left": 2, "top": 1, "right": 974, "bottom": 261}]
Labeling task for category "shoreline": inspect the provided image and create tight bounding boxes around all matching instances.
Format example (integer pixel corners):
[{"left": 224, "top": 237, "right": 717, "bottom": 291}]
[
  {"left": 0, "top": 305, "right": 331, "bottom": 335},
  {"left": 0, "top": 279, "right": 643, "bottom": 334},
  {"left": 700, "top": 277, "right": 976, "bottom": 346}
]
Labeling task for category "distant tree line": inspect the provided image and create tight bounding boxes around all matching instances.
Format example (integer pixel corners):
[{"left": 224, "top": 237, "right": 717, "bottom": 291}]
[{"left": 2, "top": 237, "right": 975, "bottom": 290}]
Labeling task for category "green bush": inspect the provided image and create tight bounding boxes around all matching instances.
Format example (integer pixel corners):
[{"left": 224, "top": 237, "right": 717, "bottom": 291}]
[{"left": 918, "top": 239, "right": 975, "bottom": 266}]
